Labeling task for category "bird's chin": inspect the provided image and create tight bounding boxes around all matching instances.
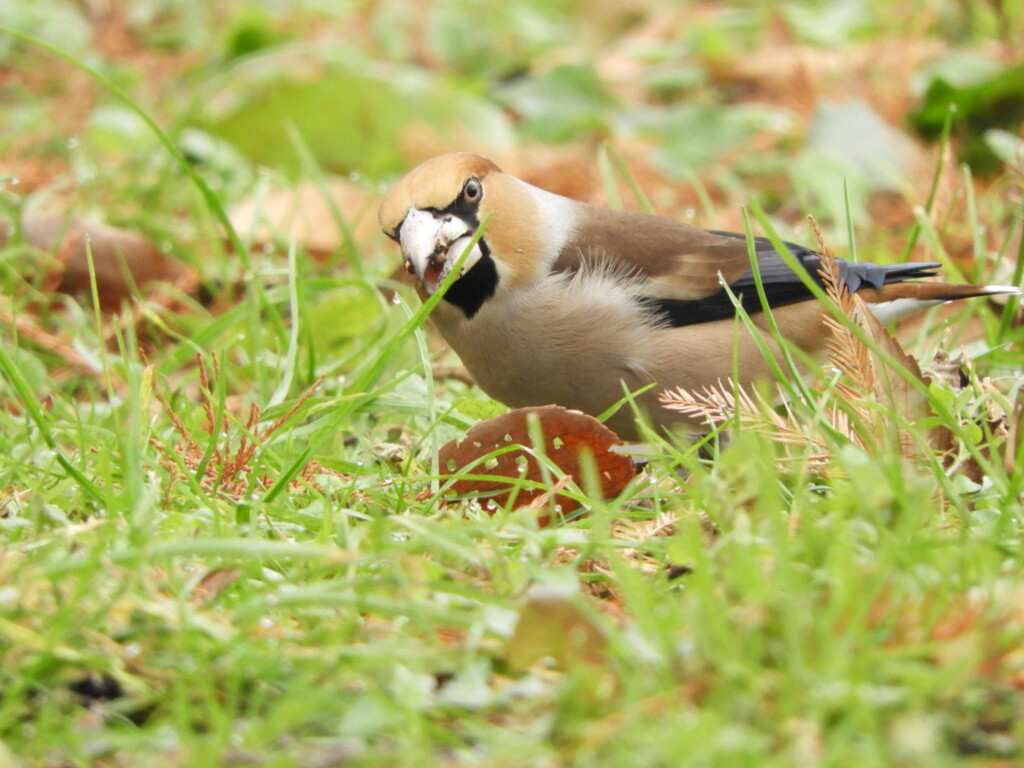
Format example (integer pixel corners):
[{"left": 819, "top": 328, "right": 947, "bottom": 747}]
[
  {"left": 420, "top": 259, "right": 449, "bottom": 295},
  {"left": 418, "top": 236, "right": 477, "bottom": 295}
]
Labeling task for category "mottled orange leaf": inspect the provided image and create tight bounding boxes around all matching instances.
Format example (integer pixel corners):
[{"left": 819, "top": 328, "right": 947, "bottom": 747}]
[{"left": 438, "top": 405, "right": 635, "bottom": 523}]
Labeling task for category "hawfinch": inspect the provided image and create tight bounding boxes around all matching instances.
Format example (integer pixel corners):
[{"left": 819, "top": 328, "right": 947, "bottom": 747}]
[{"left": 379, "top": 152, "right": 1019, "bottom": 440}]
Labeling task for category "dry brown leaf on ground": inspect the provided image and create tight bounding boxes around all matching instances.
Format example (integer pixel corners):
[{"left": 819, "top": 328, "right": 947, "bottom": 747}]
[
  {"left": 507, "top": 582, "right": 609, "bottom": 671},
  {"left": 188, "top": 567, "right": 242, "bottom": 606},
  {"left": 228, "top": 178, "right": 381, "bottom": 260},
  {"left": 707, "top": 36, "right": 944, "bottom": 122},
  {"left": 0, "top": 298, "right": 112, "bottom": 386},
  {"left": 502, "top": 142, "right": 701, "bottom": 218},
  {"left": 25, "top": 215, "right": 200, "bottom": 311},
  {"left": 437, "top": 405, "right": 636, "bottom": 523}
]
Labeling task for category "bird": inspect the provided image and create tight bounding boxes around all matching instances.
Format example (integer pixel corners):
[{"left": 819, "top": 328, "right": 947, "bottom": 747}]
[{"left": 379, "top": 152, "right": 1020, "bottom": 441}]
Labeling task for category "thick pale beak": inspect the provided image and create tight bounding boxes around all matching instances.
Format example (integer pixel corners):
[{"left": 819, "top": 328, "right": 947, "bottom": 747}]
[{"left": 398, "top": 208, "right": 482, "bottom": 295}]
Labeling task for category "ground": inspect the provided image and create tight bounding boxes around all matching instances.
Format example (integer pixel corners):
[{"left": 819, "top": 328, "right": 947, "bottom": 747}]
[{"left": 1, "top": 2, "right": 1023, "bottom": 766}]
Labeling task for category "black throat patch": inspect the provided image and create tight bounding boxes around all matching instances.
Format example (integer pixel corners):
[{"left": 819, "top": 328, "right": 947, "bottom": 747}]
[
  {"left": 415, "top": 191, "right": 496, "bottom": 319},
  {"left": 442, "top": 243, "right": 499, "bottom": 319}
]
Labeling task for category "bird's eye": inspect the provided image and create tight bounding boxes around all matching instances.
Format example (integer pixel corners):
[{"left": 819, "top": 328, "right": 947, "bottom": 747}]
[{"left": 461, "top": 178, "right": 482, "bottom": 205}]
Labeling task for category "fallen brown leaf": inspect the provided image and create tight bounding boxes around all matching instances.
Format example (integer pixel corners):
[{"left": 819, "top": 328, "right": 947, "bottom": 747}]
[
  {"left": 228, "top": 178, "right": 380, "bottom": 260},
  {"left": 437, "top": 405, "right": 636, "bottom": 524},
  {"left": 189, "top": 567, "right": 242, "bottom": 605},
  {"left": 0, "top": 298, "right": 107, "bottom": 384},
  {"left": 507, "top": 582, "right": 608, "bottom": 671},
  {"left": 28, "top": 215, "right": 199, "bottom": 311}
]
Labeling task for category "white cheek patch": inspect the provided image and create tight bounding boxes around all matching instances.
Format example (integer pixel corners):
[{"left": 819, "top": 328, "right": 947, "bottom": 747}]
[
  {"left": 398, "top": 208, "right": 484, "bottom": 294},
  {"left": 438, "top": 215, "right": 471, "bottom": 254},
  {"left": 399, "top": 208, "right": 442, "bottom": 273},
  {"left": 446, "top": 235, "right": 483, "bottom": 272}
]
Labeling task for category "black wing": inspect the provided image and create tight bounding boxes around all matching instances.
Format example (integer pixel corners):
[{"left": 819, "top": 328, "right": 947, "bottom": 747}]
[{"left": 646, "top": 230, "right": 939, "bottom": 327}]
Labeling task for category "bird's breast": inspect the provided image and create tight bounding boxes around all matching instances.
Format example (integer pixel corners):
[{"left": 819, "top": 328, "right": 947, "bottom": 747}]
[
  {"left": 435, "top": 271, "right": 659, "bottom": 416},
  {"left": 430, "top": 268, "right": 832, "bottom": 440}
]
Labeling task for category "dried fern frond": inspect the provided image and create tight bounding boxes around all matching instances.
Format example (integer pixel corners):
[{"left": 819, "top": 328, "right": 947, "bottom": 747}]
[
  {"left": 817, "top": 247, "right": 878, "bottom": 403},
  {"left": 815, "top": 238, "right": 943, "bottom": 459},
  {"left": 660, "top": 379, "right": 837, "bottom": 472},
  {"left": 659, "top": 379, "right": 769, "bottom": 427}
]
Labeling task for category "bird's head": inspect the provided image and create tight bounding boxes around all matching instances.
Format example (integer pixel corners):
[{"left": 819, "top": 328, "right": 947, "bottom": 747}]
[{"left": 379, "top": 153, "right": 578, "bottom": 317}]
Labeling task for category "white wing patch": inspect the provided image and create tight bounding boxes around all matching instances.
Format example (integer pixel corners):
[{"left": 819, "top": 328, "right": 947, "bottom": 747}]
[{"left": 867, "top": 298, "right": 945, "bottom": 324}]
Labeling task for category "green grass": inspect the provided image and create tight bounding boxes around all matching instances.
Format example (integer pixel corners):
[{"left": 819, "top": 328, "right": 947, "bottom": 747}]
[{"left": 2, "top": 1, "right": 1024, "bottom": 765}]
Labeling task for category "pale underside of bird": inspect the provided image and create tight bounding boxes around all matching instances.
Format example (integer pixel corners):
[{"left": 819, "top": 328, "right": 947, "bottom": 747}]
[{"left": 379, "top": 153, "right": 1020, "bottom": 441}]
